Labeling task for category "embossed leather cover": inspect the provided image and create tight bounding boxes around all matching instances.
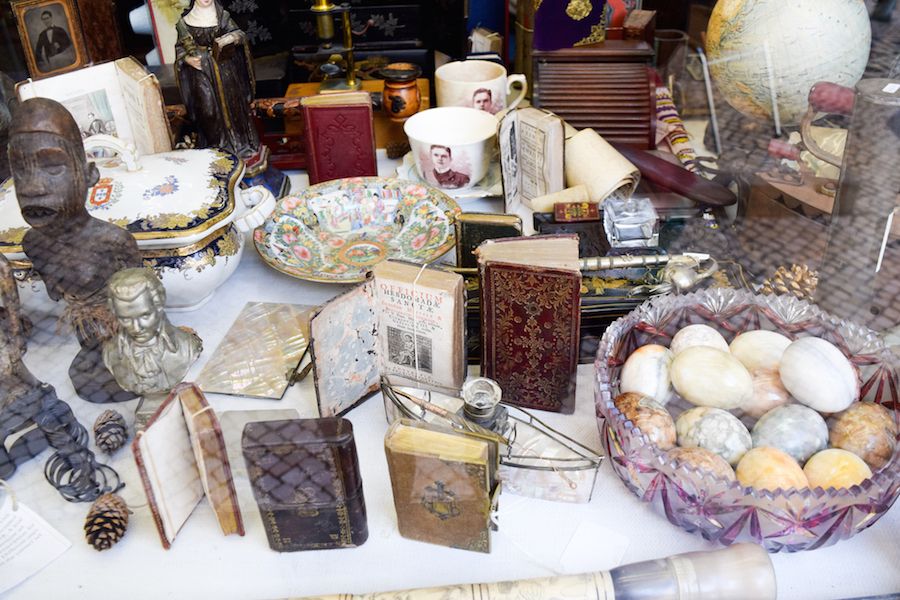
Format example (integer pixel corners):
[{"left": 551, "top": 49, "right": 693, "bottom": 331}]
[
  {"left": 384, "top": 419, "right": 499, "bottom": 553},
  {"left": 241, "top": 417, "right": 368, "bottom": 552},
  {"left": 478, "top": 235, "right": 581, "bottom": 413},
  {"left": 301, "top": 92, "right": 377, "bottom": 184}
]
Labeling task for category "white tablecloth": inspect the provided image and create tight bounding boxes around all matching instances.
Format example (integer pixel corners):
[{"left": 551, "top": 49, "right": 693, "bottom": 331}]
[{"left": 5, "top": 166, "right": 899, "bottom": 600}]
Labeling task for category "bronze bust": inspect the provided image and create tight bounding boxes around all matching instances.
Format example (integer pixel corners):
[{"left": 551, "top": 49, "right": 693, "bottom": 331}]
[
  {"left": 7, "top": 97, "right": 142, "bottom": 402},
  {"left": 103, "top": 268, "right": 202, "bottom": 396}
]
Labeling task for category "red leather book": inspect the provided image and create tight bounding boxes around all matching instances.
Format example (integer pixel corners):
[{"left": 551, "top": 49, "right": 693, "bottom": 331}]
[
  {"left": 301, "top": 92, "right": 377, "bottom": 184},
  {"left": 477, "top": 235, "right": 581, "bottom": 413}
]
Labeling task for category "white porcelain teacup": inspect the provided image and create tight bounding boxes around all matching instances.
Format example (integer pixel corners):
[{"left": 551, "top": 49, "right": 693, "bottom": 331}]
[
  {"left": 403, "top": 107, "right": 499, "bottom": 190},
  {"left": 435, "top": 60, "right": 527, "bottom": 115}
]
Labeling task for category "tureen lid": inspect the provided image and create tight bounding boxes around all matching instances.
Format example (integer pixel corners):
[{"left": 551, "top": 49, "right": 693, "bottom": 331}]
[{"left": 0, "top": 147, "right": 243, "bottom": 256}]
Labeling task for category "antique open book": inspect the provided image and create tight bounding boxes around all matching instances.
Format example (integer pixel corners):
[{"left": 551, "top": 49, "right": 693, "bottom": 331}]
[
  {"left": 384, "top": 419, "right": 500, "bottom": 553},
  {"left": 477, "top": 235, "right": 581, "bottom": 413},
  {"left": 310, "top": 260, "right": 466, "bottom": 417},
  {"left": 16, "top": 57, "right": 172, "bottom": 155},
  {"left": 132, "top": 383, "right": 244, "bottom": 549},
  {"left": 499, "top": 107, "right": 565, "bottom": 213}
]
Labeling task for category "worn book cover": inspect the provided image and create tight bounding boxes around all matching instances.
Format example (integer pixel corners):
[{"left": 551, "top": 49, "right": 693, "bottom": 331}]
[
  {"left": 132, "top": 383, "right": 244, "bottom": 549},
  {"left": 311, "top": 261, "right": 465, "bottom": 417},
  {"left": 384, "top": 419, "right": 499, "bottom": 553},
  {"left": 301, "top": 91, "right": 377, "bottom": 184},
  {"left": 499, "top": 107, "right": 565, "bottom": 214},
  {"left": 242, "top": 418, "right": 368, "bottom": 552},
  {"left": 478, "top": 235, "right": 581, "bottom": 413},
  {"left": 454, "top": 212, "right": 523, "bottom": 270}
]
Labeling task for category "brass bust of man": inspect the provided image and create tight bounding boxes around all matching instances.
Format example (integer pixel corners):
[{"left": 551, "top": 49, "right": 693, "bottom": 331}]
[{"left": 102, "top": 269, "right": 202, "bottom": 396}]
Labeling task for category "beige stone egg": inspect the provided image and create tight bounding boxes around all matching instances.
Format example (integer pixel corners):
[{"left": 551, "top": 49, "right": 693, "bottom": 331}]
[
  {"left": 742, "top": 368, "right": 793, "bottom": 419},
  {"left": 613, "top": 392, "right": 677, "bottom": 450},
  {"left": 670, "top": 346, "right": 753, "bottom": 410},
  {"left": 670, "top": 324, "right": 729, "bottom": 355},
  {"left": 620, "top": 344, "right": 674, "bottom": 405},
  {"left": 735, "top": 447, "right": 808, "bottom": 492},
  {"left": 804, "top": 449, "right": 873, "bottom": 490},
  {"left": 729, "top": 330, "right": 792, "bottom": 372},
  {"left": 676, "top": 407, "right": 752, "bottom": 466},
  {"left": 779, "top": 337, "right": 858, "bottom": 413},
  {"left": 830, "top": 402, "right": 898, "bottom": 470},
  {"left": 666, "top": 447, "right": 736, "bottom": 482}
]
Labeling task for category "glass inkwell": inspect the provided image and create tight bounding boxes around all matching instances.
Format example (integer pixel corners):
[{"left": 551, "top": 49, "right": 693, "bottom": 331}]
[
  {"left": 603, "top": 195, "right": 659, "bottom": 248},
  {"left": 381, "top": 376, "right": 602, "bottom": 503}
]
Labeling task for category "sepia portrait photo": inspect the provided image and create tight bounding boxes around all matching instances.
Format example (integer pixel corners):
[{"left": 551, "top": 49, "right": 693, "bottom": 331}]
[
  {"left": 13, "top": 0, "right": 88, "bottom": 79},
  {"left": 420, "top": 144, "right": 472, "bottom": 189}
]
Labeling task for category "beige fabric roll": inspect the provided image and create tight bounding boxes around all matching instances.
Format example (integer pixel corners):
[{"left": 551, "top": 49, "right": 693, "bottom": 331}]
[
  {"left": 564, "top": 128, "right": 640, "bottom": 203},
  {"left": 527, "top": 184, "right": 591, "bottom": 212}
]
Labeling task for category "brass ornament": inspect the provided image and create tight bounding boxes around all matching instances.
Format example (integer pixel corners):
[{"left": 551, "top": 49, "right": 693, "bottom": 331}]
[{"left": 566, "top": 0, "right": 592, "bottom": 20}]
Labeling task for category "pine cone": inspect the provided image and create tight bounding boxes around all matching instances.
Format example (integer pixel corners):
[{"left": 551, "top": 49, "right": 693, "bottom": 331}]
[
  {"left": 761, "top": 264, "right": 818, "bottom": 301},
  {"left": 386, "top": 140, "right": 411, "bottom": 160},
  {"left": 93, "top": 410, "right": 128, "bottom": 454},
  {"left": 84, "top": 493, "right": 130, "bottom": 551}
]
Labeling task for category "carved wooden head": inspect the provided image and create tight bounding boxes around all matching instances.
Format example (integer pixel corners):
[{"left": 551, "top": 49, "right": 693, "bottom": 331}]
[{"left": 8, "top": 97, "right": 99, "bottom": 230}]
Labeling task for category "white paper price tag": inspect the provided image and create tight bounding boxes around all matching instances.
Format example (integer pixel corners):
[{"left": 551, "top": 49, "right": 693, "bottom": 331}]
[{"left": 0, "top": 495, "right": 71, "bottom": 594}]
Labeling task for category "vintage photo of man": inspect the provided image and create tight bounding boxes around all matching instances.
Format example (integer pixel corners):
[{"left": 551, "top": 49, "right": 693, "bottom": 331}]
[
  {"left": 429, "top": 144, "right": 470, "bottom": 189},
  {"left": 25, "top": 4, "right": 75, "bottom": 72}
]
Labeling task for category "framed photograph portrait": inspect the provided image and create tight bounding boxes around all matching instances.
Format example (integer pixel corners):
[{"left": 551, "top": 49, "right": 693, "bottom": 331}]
[{"left": 12, "top": 0, "right": 89, "bottom": 79}]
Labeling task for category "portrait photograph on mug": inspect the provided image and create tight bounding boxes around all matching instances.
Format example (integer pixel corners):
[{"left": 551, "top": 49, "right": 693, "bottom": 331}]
[
  {"left": 435, "top": 60, "right": 527, "bottom": 115},
  {"left": 420, "top": 144, "right": 472, "bottom": 189}
]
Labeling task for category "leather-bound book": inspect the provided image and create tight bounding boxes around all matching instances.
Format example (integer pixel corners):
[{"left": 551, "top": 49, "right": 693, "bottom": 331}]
[
  {"left": 242, "top": 418, "right": 368, "bottom": 552},
  {"left": 132, "top": 383, "right": 244, "bottom": 549},
  {"left": 301, "top": 92, "right": 377, "bottom": 184},
  {"left": 384, "top": 419, "right": 500, "bottom": 553},
  {"left": 477, "top": 235, "right": 581, "bottom": 413}
]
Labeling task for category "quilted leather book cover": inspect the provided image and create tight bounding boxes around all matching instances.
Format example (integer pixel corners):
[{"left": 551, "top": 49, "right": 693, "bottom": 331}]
[
  {"left": 301, "top": 92, "right": 377, "bottom": 184},
  {"left": 384, "top": 420, "right": 498, "bottom": 553},
  {"left": 242, "top": 417, "right": 368, "bottom": 552},
  {"left": 479, "top": 240, "right": 581, "bottom": 413}
]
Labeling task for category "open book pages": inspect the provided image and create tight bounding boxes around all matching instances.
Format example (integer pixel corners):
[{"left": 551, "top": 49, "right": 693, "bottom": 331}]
[
  {"left": 475, "top": 234, "right": 580, "bottom": 272},
  {"left": 499, "top": 107, "right": 565, "bottom": 213},
  {"left": 16, "top": 57, "right": 172, "bottom": 155}
]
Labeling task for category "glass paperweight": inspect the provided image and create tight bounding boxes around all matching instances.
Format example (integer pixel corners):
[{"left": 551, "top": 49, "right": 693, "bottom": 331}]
[
  {"left": 603, "top": 196, "right": 659, "bottom": 248},
  {"left": 595, "top": 288, "right": 900, "bottom": 552}
]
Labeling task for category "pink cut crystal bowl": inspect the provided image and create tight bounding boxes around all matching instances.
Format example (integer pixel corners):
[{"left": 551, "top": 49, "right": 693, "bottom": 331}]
[{"left": 594, "top": 288, "right": 900, "bottom": 552}]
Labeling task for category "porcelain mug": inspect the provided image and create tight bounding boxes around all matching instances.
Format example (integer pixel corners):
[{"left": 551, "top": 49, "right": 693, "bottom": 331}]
[
  {"left": 403, "top": 107, "right": 499, "bottom": 190},
  {"left": 435, "top": 60, "right": 527, "bottom": 115}
]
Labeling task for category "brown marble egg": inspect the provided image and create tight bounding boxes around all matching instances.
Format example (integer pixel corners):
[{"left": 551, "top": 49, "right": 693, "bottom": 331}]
[
  {"left": 666, "top": 446, "right": 736, "bottom": 482},
  {"left": 829, "top": 402, "right": 898, "bottom": 470},
  {"left": 735, "top": 447, "right": 808, "bottom": 492},
  {"left": 804, "top": 449, "right": 873, "bottom": 490},
  {"left": 742, "top": 367, "right": 793, "bottom": 419},
  {"left": 613, "top": 392, "right": 677, "bottom": 450}
]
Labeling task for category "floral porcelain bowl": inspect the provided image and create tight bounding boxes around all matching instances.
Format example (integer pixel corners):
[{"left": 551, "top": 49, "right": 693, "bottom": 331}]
[
  {"left": 254, "top": 177, "right": 461, "bottom": 283},
  {"left": 0, "top": 135, "right": 275, "bottom": 310},
  {"left": 595, "top": 289, "right": 900, "bottom": 552}
]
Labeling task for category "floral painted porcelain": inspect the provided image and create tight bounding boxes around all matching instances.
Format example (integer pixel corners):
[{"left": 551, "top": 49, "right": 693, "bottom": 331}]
[
  {"left": 0, "top": 135, "right": 275, "bottom": 310},
  {"left": 254, "top": 177, "right": 461, "bottom": 283}
]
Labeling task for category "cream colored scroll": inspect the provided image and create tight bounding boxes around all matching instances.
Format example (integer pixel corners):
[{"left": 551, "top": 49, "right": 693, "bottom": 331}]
[{"left": 564, "top": 128, "right": 640, "bottom": 203}]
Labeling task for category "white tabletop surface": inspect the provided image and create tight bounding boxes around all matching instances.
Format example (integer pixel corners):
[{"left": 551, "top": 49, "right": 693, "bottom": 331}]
[{"left": 4, "top": 163, "right": 899, "bottom": 600}]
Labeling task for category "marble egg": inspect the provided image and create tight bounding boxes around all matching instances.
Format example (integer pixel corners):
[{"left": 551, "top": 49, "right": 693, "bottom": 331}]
[
  {"left": 676, "top": 406, "right": 752, "bottom": 466},
  {"left": 613, "top": 392, "right": 677, "bottom": 449},
  {"left": 729, "top": 330, "right": 792, "bottom": 372},
  {"left": 620, "top": 344, "right": 674, "bottom": 405},
  {"left": 804, "top": 448, "right": 873, "bottom": 490},
  {"left": 736, "top": 447, "right": 808, "bottom": 492},
  {"left": 670, "top": 346, "right": 753, "bottom": 410},
  {"left": 665, "top": 446, "right": 736, "bottom": 482},
  {"left": 779, "top": 337, "right": 858, "bottom": 413},
  {"left": 670, "top": 324, "right": 729, "bottom": 355},
  {"left": 751, "top": 404, "right": 828, "bottom": 464},
  {"left": 829, "top": 402, "right": 898, "bottom": 470},
  {"left": 742, "top": 368, "right": 793, "bottom": 419}
]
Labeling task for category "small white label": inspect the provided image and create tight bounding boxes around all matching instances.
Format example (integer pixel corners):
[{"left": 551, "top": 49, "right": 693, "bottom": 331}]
[
  {"left": 883, "top": 83, "right": 900, "bottom": 94},
  {"left": 0, "top": 496, "right": 71, "bottom": 594}
]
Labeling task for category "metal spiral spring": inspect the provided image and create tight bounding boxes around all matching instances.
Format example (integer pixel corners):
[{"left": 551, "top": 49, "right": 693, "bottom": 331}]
[{"left": 39, "top": 400, "right": 123, "bottom": 503}]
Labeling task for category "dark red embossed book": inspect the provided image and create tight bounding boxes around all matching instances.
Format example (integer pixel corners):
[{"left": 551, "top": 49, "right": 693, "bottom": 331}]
[
  {"left": 301, "top": 91, "right": 377, "bottom": 184},
  {"left": 477, "top": 234, "right": 581, "bottom": 414}
]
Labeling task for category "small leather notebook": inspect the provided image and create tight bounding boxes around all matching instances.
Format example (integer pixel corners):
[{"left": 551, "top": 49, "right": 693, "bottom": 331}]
[
  {"left": 385, "top": 419, "right": 500, "bottom": 553},
  {"left": 301, "top": 91, "right": 377, "bottom": 184},
  {"left": 132, "top": 383, "right": 244, "bottom": 549},
  {"left": 477, "top": 234, "right": 581, "bottom": 413}
]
